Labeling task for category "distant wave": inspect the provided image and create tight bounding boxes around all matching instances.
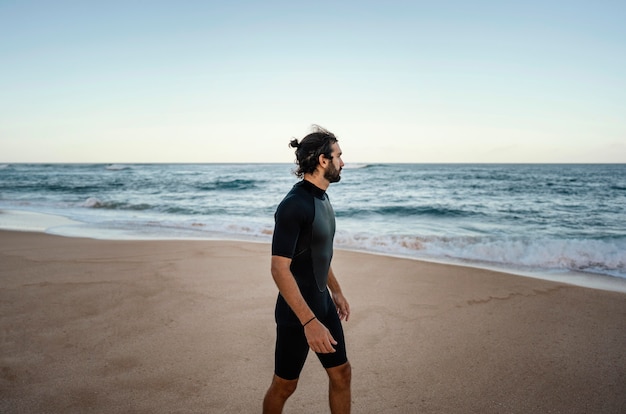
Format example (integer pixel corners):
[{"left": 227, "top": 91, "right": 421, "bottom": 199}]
[
  {"left": 105, "top": 164, "right": 131, "bottom": 171},
  {"left": 3, "top": 181, "right": 125, "bottom": 193},
  {"left": 81, "top": 197, "right": 223, "bottom": 215},
  {"left": 338, "top": 205, "right": 479, "bottom": 218},
  {"left": 51, "top": 184, "right": 111, "bottom": 193},
  {"left": 343, "top": 163, "right": 370, "bottom": 169},
  {"left": 195, "top": 178, "right": 258, "bottom": 191},
  {"left": 0, "top": 164, "right": 9, "bottom": 170},
  {"left": 82, "top": 197, "right": 151, "bottom": 211}
]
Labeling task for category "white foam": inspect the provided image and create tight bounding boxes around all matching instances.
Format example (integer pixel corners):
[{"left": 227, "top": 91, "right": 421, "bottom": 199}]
[
  {"left": 0, "top": 209, "right": 82, "bottom": 232},
  {"left": 82, "top": 197, "right": 103, "bottom": 208}
]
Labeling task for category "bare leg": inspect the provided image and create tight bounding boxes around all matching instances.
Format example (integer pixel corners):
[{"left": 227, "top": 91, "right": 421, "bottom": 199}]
[
  {"left": 326, "top": 362, "right": 352, "bottom": 414},
  {"left": 263, "top": 375, "right": 299, "bottom": 414}
]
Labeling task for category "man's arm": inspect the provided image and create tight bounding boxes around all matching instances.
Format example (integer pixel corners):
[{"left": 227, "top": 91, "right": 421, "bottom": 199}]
[
  {"left": 327, "top": 266, "right": 350, "bottom": 321},
  {"left": 271, "top": 255, "right": 338, "bottom": 354}
]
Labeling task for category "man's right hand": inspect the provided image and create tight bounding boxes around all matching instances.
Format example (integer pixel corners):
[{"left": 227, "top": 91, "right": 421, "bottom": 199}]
[{"left": 304, "top": 319, "right": 337, "bottom": 353}]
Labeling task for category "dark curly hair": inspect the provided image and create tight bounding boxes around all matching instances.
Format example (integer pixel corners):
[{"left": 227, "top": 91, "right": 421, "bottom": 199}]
[{"left": 289, "top": 125, "right": 338, "bottom": 178}]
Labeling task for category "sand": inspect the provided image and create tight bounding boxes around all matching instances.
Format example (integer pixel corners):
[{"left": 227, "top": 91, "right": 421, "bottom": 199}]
[{"left": 1, "top": 230, "right": 624, "bottom": 413}]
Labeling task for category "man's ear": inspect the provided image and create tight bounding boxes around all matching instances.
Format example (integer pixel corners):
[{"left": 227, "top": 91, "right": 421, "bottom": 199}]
[{"left": 318, "top": 154, "right": 329, "bottom": 168}]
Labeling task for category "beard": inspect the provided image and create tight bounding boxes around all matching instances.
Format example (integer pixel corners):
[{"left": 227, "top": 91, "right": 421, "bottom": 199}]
[{"left": 324, "top": 162, "right": 342, "bottom": 183}]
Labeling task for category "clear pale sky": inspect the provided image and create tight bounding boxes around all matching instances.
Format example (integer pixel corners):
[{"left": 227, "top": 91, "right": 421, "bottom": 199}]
[{"left": 1, "top": 1, "right": 624, "bottom": 163}]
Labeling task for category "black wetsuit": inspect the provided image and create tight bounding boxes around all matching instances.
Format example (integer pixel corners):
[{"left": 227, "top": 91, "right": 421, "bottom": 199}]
[{"left": 271, "top": 180, "right": 347, "bottom": 379}]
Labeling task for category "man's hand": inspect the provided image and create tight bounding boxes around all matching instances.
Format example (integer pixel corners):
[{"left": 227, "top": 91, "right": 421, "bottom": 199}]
[
  {"left": 304, "top": 319, "right": 338, "bottom": 353},
  {"left": 332, "top": 292, "right": 350, "bottom": 322}
]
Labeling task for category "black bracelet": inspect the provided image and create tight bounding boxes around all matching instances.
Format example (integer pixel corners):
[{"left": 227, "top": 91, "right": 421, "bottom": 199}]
[{"left": 303, "top": 316, "right": 316, "bottom": 327}]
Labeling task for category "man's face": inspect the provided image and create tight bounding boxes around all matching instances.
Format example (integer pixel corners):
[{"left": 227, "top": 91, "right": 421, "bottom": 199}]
[{"left": 324, "top": 142, "right": 344, "bottom": 183}]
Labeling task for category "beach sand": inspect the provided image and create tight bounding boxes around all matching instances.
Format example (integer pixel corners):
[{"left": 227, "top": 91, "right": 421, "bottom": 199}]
[{"left": 1, "top": 231, "right": 624, "bottom": 413}]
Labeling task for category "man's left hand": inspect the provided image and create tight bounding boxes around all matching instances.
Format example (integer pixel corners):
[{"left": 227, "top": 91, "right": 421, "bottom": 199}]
[{"left": 332, "top": 292, "right": 350, "bottom": 322}]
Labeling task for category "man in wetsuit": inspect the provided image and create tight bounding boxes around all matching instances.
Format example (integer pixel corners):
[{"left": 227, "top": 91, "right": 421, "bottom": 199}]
[{"left": 263, "top": 126, "right": 351, "bottom": 414}]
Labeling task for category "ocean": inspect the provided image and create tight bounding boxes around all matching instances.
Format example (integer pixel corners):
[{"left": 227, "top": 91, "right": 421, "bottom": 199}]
[{"left": 1, "top": 163, "right": 625, "bottom": 291}]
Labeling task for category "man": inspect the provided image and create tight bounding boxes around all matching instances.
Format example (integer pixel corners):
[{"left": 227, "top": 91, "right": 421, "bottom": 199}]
[{"left": 263, "top": 126, "right": 351, "bottom": 414}]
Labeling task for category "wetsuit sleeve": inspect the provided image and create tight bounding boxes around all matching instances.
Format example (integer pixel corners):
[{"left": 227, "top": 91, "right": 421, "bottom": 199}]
[{"left": 272, "top": 195, "right": 306, "bottom": 258}]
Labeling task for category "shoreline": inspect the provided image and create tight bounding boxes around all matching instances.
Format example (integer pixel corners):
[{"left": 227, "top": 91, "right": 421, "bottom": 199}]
[
  {"left": 1, "top": 230, "right": 624, "bottom": 413},
  {"left": 2, "top": 206, "right": 626, "bottom": 294}
]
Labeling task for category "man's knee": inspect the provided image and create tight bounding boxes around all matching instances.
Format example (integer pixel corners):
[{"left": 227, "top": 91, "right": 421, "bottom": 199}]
[
  {"left": 327, "top": 361, "right": 351, "bottom": 389},
  {"left": 270, "top": 375, "right": 299, "bottom": 399}
]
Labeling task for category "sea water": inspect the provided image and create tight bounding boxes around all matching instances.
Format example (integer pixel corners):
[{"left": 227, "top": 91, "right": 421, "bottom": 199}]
[{"left": 1, "top": 163, "right": 625, "bottom": 290}]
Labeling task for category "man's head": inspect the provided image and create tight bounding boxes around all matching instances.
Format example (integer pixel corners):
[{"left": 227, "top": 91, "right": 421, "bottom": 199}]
[{"left": 290, "top": 125, "right": 343, "bottom": 182}]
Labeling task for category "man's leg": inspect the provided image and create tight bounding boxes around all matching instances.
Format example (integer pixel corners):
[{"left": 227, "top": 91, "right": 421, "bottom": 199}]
[
  {"left": 326, "top": 361, "right": 351, "bottom": 414},
  {"left": 264, "top": 323, "right": 309, "bottom": 414},
  {"left": 263, "top": 375, "right": 299, "bottom": 414}
]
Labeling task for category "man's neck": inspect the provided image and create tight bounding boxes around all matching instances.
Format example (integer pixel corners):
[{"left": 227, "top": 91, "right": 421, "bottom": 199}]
[{"left": 303, "top": 172, "right": 329, "bottom": 191}]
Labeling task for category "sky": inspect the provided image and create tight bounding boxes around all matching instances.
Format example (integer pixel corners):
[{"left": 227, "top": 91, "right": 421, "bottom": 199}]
[{"left": 1, "top": 0, "right": 625, "bottom": 163}]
